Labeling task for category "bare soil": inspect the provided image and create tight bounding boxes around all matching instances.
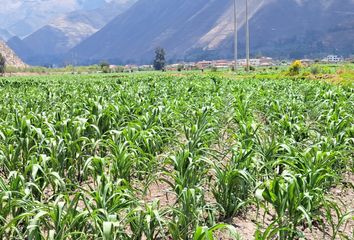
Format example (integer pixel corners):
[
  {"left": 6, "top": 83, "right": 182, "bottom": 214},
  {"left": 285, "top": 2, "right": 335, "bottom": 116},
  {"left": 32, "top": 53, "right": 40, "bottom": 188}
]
[{"left": 141, "top": 171, "right": 354, "bottom": 239}]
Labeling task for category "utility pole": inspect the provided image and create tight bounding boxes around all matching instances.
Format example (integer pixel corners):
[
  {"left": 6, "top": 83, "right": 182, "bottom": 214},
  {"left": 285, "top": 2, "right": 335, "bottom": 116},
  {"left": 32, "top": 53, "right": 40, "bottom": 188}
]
[
  {"left": 245, "top": 0, "right": 250, "bottom": 72},
  {"left": 71, "top": 52, "right": 77, "bottom": 74},
  {"left": 233, "top": 0, "right": 238, "bottom": 72}
]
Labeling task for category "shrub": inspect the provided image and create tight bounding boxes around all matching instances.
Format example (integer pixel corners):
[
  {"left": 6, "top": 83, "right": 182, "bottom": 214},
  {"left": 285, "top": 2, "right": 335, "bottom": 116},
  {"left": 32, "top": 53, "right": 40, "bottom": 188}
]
[
  {"left": 0, "top": 53, "right": 5, "bottom": 76},
  {"left": 99, "top": 61, "right": 110, "bottom": 73},
  {"left": 288, "top": 60, "right": 302, "bottom": 75},
  {"left": 310, "top": 65, "right": 321, "bottom": 75},
  {"left": 177, "top": 65, "right": 184, "bottom": 72},
  {"left": 244, "top": 66, "right": 256, "bottom": 71}
]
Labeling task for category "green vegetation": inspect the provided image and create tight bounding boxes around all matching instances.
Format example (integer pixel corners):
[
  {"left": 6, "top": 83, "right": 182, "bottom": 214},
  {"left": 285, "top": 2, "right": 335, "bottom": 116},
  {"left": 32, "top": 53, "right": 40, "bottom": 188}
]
[
  {"left": 153, "top": 47, "right": 166, "bottom": 71},
  {"left": 288, "top": 60, "right": 302, "bottom": 76},
  {"left": 0, "top": 53, "right": 5, "bottom": 76},
  {"left": 0, "top": 72, "right": 353, "bottom": 239},
  {"left": 99, "top": 61, "right": 110, "bottom": 73}
]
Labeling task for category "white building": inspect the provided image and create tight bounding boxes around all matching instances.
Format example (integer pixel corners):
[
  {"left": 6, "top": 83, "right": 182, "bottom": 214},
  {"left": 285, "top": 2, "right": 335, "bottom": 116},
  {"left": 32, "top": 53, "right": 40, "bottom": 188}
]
[
  {"left": 237, "top": 57, "right": 273, "bottom": 67},
  {"left": 322, "top": 55, "right": 343, "bottom": 63}
]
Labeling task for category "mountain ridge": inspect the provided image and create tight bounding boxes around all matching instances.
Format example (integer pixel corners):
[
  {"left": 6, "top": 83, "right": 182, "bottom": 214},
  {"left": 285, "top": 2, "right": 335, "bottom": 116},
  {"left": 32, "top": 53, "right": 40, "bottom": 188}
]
[
  {"left": 7, "top": 0, "right": 137, "bottom": 65},
  {"left": 70, "top": 0, "right": 354, "bottom": 64},
  {"left": 0, "top": 41, "right": 27, "bottom": 68},
  {"left": 6, "top": 0, "right": 354, "bottom": 65},
  {"left": 0, "top": 0, "right": 133, "bottom": 38}
]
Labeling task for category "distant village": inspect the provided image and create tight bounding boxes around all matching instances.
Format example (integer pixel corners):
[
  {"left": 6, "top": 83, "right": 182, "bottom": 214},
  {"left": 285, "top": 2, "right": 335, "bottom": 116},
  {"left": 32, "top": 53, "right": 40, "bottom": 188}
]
[{"left": 110, "top": 55, "right": 353, "bottom": 72}]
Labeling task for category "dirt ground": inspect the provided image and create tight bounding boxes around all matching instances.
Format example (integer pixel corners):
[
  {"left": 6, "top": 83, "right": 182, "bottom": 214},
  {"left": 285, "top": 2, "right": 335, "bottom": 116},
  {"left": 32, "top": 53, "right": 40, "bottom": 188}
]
[
  {"left": 228, "top": 173, "right": 354, "bottom": 240},
  {"left": 142, "top": 172, "right": 354, "bottom": 240}
]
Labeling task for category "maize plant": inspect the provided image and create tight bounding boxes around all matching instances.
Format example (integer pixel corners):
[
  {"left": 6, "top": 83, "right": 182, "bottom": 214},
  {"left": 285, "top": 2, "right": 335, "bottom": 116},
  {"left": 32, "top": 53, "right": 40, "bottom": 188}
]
[{"left": 0, "top": 73, "right": 353, "bottom": 239}]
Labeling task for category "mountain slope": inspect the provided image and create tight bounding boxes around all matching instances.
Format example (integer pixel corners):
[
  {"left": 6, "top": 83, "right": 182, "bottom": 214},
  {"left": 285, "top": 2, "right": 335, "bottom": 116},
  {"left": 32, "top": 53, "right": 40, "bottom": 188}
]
[
  {"left": 7, "top": 37, "right": 34, "bottom": 61},
  {"left": 71, "top": 0, "right": 234, "bottom": 63},
  {"left": 71, "top": 0, "right": 354, "bottom": 64},
  {"left": 212, "top": 0, "right": 354, "bottom": 59},
  {"left": 0, "top": 41, "right": 27, "bottom": 68}
]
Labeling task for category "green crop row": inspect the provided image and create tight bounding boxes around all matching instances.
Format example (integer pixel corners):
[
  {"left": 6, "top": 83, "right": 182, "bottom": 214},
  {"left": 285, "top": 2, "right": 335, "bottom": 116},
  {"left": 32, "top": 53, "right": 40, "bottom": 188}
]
[{"left": 0, "top": 73, "right": 353, "bottom": 239}]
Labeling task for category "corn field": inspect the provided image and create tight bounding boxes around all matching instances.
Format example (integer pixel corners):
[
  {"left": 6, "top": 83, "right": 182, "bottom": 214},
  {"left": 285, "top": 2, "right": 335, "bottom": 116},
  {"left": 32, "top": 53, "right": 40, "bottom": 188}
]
[{"left": 0, "top": 74, "right": 353, "bottom": 239}]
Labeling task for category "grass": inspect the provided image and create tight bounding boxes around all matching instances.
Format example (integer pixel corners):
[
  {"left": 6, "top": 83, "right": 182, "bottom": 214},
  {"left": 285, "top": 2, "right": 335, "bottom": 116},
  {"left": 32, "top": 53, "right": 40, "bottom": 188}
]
[{"left": 0, "top": 69, "right": 353, "bottom": 239}]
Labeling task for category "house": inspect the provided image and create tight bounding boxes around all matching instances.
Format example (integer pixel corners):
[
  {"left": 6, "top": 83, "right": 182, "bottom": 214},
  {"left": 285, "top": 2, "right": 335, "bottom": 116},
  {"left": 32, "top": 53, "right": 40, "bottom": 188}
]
[
  {"left": 212, "top": 60, "right": 231, "bottom": 69},
  {"left": 250, "top": 59, "right": 261, "bottom": 66},
  {"left": 139, "top": 65, "right": 153, "bottom": 71},
  {"left": 237, "top": 59, "right": 259, "bottom": 66},
  {"left": 166, "top": 64, "right": 180, "bottom": 71},
  {"left": 196, "top": 60, "right": 212, "bottom": 70},
  {"left": 259, "top": 57, "right": 274, "bottom": 66},
  {"left": 109, "top": 65, "right": 117, "bottom": 69},
  {"left": 300, "top": 59, "right": 314, "bottom": 66},
  {"left": 124, "top": 64, "right": 138, "bottom": 72},
  {"left": 322, "top": 55, "right": 343, "bottom": 63},
  {"left": 184, "top": 62, "right": 197, "bottom": 70}
]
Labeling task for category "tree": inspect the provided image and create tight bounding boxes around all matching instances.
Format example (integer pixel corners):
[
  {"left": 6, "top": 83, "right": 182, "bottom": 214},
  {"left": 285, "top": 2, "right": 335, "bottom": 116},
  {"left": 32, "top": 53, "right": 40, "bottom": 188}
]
[
  {"left": 153, "top": 47, "right": 166, "bottom": 71},
  {"left": 0, "top": 53, "right": 5, "bottom": 76},
  {"left": 99, "top": 61, "right": 110, "bottom": 73}
]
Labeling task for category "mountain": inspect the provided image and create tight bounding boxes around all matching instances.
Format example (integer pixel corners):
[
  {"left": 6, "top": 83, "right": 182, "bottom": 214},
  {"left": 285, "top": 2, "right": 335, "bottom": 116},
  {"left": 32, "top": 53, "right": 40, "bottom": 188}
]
[
  {"left": 212, "top": 0, "right": 354, "bottom": 59},
  {"left": 0, "top": 0, "right": 120, "bottom": 38},
  {"left": 0, "top": 41, "right": 27, "bottom": 68},
  {"left": 70, "top": 0, "right": 235, "bottom": 64},
  {"left": 7, "top": 0, "right": 137, "bottom": 66},
  {"left": 71, "top": 0, "right": 354, "bottom": 64}
]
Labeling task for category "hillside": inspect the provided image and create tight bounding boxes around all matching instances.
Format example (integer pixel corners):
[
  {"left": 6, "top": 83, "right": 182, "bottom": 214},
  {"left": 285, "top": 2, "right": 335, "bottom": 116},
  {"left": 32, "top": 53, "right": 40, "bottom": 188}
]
[
  {"left": 210, "top": 0, "right": 354, "bottom": 59},
  {"left": 6, "top": 0, "right": 354, "bottom": 65},
  {"left": 0, "top": 41, "right": 27, "bottom": 68},
  {"left": 71, "top": 0, "right": 354, "bottom": 64},
  {"left": 70, "top": 0, "right": 234, "bottom": 64}
]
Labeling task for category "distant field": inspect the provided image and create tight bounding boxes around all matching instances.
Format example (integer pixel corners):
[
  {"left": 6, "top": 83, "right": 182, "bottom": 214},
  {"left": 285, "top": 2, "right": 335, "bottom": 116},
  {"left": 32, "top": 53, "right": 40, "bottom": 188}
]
[{"left": 0, "top": 72, "right": 353, "bottom": 239}]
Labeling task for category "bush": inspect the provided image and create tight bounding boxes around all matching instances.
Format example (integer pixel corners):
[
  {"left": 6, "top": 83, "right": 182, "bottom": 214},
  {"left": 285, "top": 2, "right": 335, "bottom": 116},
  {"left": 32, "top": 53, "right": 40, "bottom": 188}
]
[
  {"left": 99, "top": 61, "right": 110, "bottom": 73},
  {"left": 116, "top": 66, "right": 124, "bottom": 73},
  {"left": 310, "top": 65, "right": 321, "bottom": 75},
  {"left": 244, "top": 66, "right": 256, "bottom": 72},
  {"left": 0, "top": 54, "right": 5, "bottom": 76},
  {"left": 177, "top": 65, "right": 184, "bottom": 72},
  {"left": 288, "top": 60, "right": 302, "bottom": 75}
]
